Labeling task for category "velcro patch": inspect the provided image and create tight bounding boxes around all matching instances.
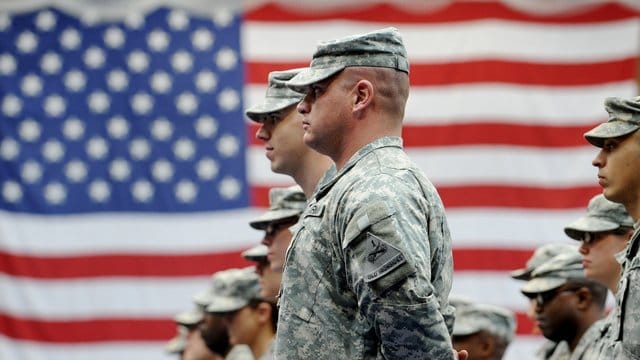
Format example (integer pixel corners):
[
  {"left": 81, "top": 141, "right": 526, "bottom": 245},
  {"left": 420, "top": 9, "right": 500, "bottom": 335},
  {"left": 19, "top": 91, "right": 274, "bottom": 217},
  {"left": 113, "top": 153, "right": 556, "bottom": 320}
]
[{"left": 362, "top": 233, "right": 406, "bottom": 283}]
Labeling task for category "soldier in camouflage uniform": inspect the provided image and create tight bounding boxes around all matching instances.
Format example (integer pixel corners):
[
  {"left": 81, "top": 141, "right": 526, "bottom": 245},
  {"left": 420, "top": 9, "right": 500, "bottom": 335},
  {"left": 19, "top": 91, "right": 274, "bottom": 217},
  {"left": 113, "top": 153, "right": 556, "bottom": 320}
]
[
  {"left": 207, "top": 267, "right": 275, "bottom": 360},
  {"left": 274, "top": 27, "right": 455, "bottom": 359},
  {"left": 585, "top": 96, "right": 640, "bottom": 359},
  {"left": 450, "top": 297, "right": 516, "bottom": 360},
  {"left": 247, "top": 69, "right": 332, "bottom": 197},
  {"left": 563, "top": 193, "right": 634, "bottom": 359},
  {"left": 196, "top": 269, "right": 255, "bottom": 360},
  {"left": 520, "top": 251, "right": 608, "bottom": 360}
]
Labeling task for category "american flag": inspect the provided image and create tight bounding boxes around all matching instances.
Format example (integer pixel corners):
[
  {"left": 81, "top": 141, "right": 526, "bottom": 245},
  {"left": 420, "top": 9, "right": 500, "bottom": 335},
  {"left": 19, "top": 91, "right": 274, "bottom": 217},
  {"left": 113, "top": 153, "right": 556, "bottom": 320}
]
[{"left": 0, "top": 1, "right": 638, "bottom": 359}]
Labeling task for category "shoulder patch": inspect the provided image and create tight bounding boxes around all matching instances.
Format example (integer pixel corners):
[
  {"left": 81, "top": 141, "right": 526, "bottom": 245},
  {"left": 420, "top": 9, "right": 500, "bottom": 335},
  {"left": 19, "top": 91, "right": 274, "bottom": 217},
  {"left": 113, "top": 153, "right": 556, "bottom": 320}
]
[{"left": 362, "top": 232, "right": 407, "bottom": 283}]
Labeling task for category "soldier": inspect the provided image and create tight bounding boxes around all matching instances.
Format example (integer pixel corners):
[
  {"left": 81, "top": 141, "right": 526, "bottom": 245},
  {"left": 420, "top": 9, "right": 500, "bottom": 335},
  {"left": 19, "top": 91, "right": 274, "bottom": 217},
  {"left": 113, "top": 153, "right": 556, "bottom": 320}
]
[
  {"left": 249, "top": 185, "right": 306, "bottom": 273},
  {"left": 520, "top": 251, "right": 608, "bottom": 359},
  {"left": 165, "top": 325, "right": 188, "bottom": 358},
  {"left": 247, "top": 69, "right": 332, "bottom": 197},
  {"left": 242, "top": 244, "right": 280, "bottom": 301},
  {"left": 173, "top": 298, "right": 216, "bottom": 360},
  {"left": 206, "top": 267, "right": 276, "bottom": 360},
  {"left": 196, "top": 269, "right": 254, "bottom": 360},
  {"left": 563, "top": 193, "right": 634, "bottom": 358},
  {"left": 276, "top": 27, "right": 455, "bottom": 358},
  {"left": 565, "top": 193, "right": 634, "bottom": 291},
  {"left": 450, "top": 297, "right": 516, "bottom": 360},
  {"left": 584, "top": 96, "right": 640, "bottom": 359}
]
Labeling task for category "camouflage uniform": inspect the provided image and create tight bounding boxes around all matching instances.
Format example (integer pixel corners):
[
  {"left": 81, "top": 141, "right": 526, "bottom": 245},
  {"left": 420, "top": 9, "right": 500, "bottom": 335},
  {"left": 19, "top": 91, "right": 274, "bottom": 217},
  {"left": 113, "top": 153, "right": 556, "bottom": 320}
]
[
  {"left": 584, "top": 96, "right": 640, "bottom": 359},
  {"left": 276, "top": 135, "right": 454, "bottom": 359},
  {"left": 511, "top": 243, "right": 578, "bottom": 281},
  {"left": 521, "top": 251, "right": 606, "bottom": 360}
]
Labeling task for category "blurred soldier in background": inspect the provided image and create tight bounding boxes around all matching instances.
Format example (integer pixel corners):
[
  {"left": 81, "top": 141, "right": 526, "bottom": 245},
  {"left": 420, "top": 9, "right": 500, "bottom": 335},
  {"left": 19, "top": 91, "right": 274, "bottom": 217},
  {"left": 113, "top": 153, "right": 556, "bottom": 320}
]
[
  {"left": 510, "top": 242, "right": 578, "bottom": 340},
  {"left": 247, "top": 69, "right": 332, "bottom": 198},
  {"left": 520, "top": 250, "right": 607, "bottom": 359},
  {"left": 165, "top": 324, "right": 188, "bottom": 359},
  {"left": 564, "top": 193, "right": 634, "bottom": 358},
  {"left": 242, "top": 244, "right": 280, "bottom": 301},
  {"left": 585, "top": 97, "right": 640, "bottom": 359},
  {"left": 249, "top": 185, "right": 306, "bottom": 273},
  {"left": 197, "top": 269, "right": 254, "bottom": 360},
  {"left": 450, "top": 297, "right": 516, "bottom": 360},
  {"left": 206, "top": 267, "right": 275, "bottom": 360}
]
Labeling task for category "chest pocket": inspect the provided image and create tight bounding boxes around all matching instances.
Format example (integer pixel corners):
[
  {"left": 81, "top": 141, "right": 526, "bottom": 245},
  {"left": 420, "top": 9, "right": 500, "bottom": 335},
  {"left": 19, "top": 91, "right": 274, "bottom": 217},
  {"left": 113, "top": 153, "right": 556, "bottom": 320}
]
[
  {"left": 619, "top": 254, "right": 640, "bottom": 357},
  {"left": 284, "top": 203, "right": 333, "bottom": 323}
]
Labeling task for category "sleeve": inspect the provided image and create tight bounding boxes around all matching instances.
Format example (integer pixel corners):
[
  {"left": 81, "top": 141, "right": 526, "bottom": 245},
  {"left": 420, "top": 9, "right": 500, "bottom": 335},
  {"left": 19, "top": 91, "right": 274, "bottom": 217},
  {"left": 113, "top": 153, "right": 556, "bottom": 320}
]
[{"left": 340, "top": 189, "right": 454, "bottom": 359}]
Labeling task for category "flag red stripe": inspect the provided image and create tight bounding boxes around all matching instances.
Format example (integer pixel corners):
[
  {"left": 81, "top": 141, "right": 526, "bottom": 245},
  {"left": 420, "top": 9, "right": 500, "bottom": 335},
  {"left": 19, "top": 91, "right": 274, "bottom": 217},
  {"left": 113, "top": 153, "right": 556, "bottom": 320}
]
[
  {"left": 251, "top": 184, "right": 600, "bottom": 209},
  {"left": 0, "top": 310, "right": 540, "bottom": 342},
  {"left": 247, "top": 123, "right": 602, "bottom": 147},
  {"left": 0, "top": 312, "right": 174, "bottom": 342},
  {"left": 246, "top": 58, "right": 636, "bottom": 86},
  {"left": 0, "top": 251, "right": 251, "bottom": 278},
  {"left": 245, "top": 2, "right": 638, "bottom": 24},
  {"left": 0, "top": 248, "right": 568, "bottom": 278}
]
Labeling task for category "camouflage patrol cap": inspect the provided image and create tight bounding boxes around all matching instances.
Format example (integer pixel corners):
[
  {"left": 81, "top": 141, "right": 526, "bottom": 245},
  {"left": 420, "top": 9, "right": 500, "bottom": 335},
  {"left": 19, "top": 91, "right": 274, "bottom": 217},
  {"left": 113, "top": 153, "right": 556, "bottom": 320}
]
[
  {"left": 206, "top": 267, "right": 261, "bottom": 313},
  {"left": 510, "top": 243, "right": 578, "bottom": 281},
  {"left": 249, "top": 185, "right": 306, "bottom": 230},
  {"left": 520, "top": 249, "right": 585, "bottom": 294},
  {"left": 452, "top": 301, "right": 517, "bottom": 344},
  {"left": 174, "top": 306, "right": 204, "bottom": 326},
  {"left": 245, "top": 68, "right": 306, "bottom": 122},
  {"left": 164, "top": 325, "right": 188, "bottom": 354},
  {"left": 564, "top": 194, "right": 633, "bottom": 241},
  {"left": 584, "top": 96, "right": 640, "bottom": 148},
  {"left": 286, "top": 27, "right": 409, "bottom": 92},
  {"left": 192, "top": 268, "right": 247, "bottom": 308},
  {"left": 242, "top": 244, "right": 268, "bottom": 262}
]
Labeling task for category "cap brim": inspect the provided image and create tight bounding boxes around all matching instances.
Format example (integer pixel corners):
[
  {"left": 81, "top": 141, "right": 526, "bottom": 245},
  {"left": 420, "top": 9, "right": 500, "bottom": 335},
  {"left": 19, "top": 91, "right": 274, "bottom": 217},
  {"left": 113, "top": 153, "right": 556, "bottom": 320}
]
[
  {"left": 206, "top": 296, "right": 249, "bottom": 313},
  {"left": 165, "top": 334, "right": 186, "bottom": 353},
  {"left": 452, "top": 322, "right": 481, "bottom": 337},
  {"left": 564, "top": 217, "right": 620, "bottom": 240},
  {"left": 245, "top": 98, "right": 300, "bottom": 122},
  {"left": 249, "top": 209, "right": 300, "bottom": 230},
  {"left": 510, "top": 268, "right": 533, "bottom": 281},
  {"left": 584, "top": 121, "right": 640, "bottom": 147},
  {"left": 286, "top": 65, "right": 345, "bottom": 92},
  {"left": 174, "top": 309, "right": 203, "bottom": 326},
  {"left": 520, "top": 277, "right": 566, "bottom": 294}
]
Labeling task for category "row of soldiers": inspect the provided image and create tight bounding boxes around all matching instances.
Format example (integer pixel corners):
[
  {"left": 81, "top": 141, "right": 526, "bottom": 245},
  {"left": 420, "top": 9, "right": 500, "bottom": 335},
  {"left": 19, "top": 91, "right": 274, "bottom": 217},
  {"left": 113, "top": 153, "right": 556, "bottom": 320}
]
[
  {"left": 163, "top": 189, "right": 633, "bottom": 360},
  {"left": 162, "top": 26, "right": 640, "bottom": 359}
]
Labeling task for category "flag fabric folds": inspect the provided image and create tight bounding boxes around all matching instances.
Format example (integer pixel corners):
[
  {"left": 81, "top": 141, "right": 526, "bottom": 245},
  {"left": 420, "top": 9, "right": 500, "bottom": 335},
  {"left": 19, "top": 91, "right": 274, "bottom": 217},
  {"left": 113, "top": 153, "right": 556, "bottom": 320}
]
[{"left": 0, "top": 1, "right": 639, "bottom": 359}]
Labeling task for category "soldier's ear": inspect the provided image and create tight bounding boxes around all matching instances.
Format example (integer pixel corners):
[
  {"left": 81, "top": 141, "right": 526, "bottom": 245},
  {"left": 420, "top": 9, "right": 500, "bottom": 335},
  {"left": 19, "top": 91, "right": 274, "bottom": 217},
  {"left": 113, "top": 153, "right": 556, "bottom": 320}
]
[{"left": 574, "top": 287, "right": 592, "bottom": 310}]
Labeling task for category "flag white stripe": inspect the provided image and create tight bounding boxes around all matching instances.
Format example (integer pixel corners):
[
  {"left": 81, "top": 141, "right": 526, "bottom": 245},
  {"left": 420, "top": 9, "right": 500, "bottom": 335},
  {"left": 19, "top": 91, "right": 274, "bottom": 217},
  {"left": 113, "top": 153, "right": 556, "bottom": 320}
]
[
  {"left": 448, "top": 208, "right": 584, "bottom": 247},
  {"left": 1, "top": 272, "right": 540, "bottom": 318},
  {"left": 0, "top": 209, "right": 263, "bottom": 255},
  {"left": 0, "top": 208, "right": 584, "bottom": 254},
  {"left": 247, "top": 146, "right": 599, "bottom": 187},
  {"left": 0, "top": 273, "right": 209, "bottom": 318},
  {"left": 242, "top": 19, "right": 640, "bottom": 62},
  {"left": 245, "top": 81, "right": 636, "bottom": 125}
]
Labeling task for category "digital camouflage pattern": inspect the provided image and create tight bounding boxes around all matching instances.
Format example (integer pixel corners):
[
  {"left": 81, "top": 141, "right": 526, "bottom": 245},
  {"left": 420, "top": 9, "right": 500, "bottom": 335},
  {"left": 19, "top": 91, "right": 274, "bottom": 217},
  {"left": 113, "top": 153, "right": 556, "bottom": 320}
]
[
  {"left": 584, "top": 96, "right": 640, "bottom": 148},
  {"left": 249, "top": 185, "right": 306, "bottom": 230},
  {"left": 564, "top": 194, "right": 633, "bottom": 241},
  {"left": 286, "top": 27, "right": 410, "bottom": 92},
  {"left": 520, "top": 249, "right": 585, "bottom": 295},
  {"left": 205, "top": 267, "right": 261, "bottom": 313},
  {"left": 511, "top": 243, "right": 578, "bottom": 281},
  {"left": 245, "top": 68, "right": 305, "bottom": 123},
  {"left": 451, "top": 298, "right": 516, "bottom": 344},
  {"left": 275, "top": 137, "right": 455, "bottom": 359},
  {"left": 579, "top": 312, "right": 615, "bottom": 359},
  {"left": 611, "top": 226, "right": 640, "bottom": 359},
  {"left": 226, "top": 345, "right": 256, "bottom": 360}
]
